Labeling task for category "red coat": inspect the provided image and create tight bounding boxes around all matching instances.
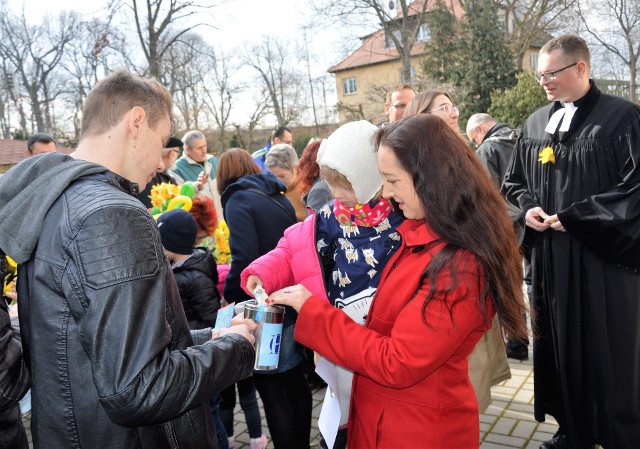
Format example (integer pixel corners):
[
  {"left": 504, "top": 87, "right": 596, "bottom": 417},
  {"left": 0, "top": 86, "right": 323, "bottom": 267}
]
[{"left": 294, "top": 219, "right": 493, "bottom": 448}]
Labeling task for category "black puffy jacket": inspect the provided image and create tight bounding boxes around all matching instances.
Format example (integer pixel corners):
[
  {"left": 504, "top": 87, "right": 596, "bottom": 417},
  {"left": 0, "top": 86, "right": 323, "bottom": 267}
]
[
  {"left": 0, "top": 154, "right": 254, "bottom": 449},
  {"left": 173, "top": 248, "right": 220, "bottom": 330}
]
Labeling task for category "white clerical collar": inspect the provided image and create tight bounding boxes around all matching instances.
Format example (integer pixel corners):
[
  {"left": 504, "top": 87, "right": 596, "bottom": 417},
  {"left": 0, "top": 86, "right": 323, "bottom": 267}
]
[{"left": 545, "top": 102, "right": 578, "bottom": 134}]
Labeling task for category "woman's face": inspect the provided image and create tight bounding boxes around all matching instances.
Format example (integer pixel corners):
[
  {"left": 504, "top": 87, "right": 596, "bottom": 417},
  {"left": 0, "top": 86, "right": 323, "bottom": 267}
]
[
  {"left": 427, "top": 94, "right": 460, "bottom": 133},
  {"left": 378, "top": 144, "right": 425, "bottom": 220},
  {"left": 270, "top": 166, "right": 296, "bottom": 188}
]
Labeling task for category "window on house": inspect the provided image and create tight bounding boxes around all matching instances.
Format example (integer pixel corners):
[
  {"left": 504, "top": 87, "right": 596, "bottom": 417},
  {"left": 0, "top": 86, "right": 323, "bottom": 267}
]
[
  {"left": 530, "top": 53, "right": 539, "bottom": 72},
  {"left": 343, "top": 77, "right": 357, "bottom": 95},
  {"left": 417, "top": 23, "right": 430, "bottom": 42},
  {"left": 385, "top": 29, "right": 402, "bottom": 49}
]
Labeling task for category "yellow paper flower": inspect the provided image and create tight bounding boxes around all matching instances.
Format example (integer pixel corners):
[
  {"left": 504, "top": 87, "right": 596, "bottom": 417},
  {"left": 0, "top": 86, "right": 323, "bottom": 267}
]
[
  {"left": 149, "top": 183, "right": 182, "bottom": 211},
  {"left": 538, "top": 147, "right": 555, "bottom": 164},
  {"left": 212, "top": 219, "right": 232, "bottom": 265}
]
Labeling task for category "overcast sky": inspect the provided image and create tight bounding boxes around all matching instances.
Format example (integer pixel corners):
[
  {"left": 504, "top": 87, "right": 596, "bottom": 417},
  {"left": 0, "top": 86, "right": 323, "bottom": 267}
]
[{"left": 8, "top": 0, "right": 372, "bottom": 128}]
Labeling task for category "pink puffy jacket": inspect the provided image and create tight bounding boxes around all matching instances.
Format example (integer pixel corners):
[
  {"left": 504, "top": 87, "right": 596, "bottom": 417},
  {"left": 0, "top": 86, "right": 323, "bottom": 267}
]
[{"left": 241, "top": 214, "right": 329, "bottom": 302}]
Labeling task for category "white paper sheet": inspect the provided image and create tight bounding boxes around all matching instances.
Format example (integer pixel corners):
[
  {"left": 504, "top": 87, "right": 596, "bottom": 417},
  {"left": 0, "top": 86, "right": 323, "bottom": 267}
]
[{"left": 316, "top": 357, "right": 340, "bottom": 449}]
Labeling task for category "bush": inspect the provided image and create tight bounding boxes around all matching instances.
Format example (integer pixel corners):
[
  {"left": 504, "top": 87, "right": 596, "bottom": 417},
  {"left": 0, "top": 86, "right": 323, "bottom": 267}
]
[{"left": 488, "top": 71, "right": 549, "bottom": 129}]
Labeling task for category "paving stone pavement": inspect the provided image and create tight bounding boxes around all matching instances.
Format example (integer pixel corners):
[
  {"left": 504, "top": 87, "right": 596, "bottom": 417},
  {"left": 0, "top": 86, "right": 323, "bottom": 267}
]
[
  {"left": 226, "top": 345, "right": 558, "bottom": 449},
  {"left": 20, "top": 346, "right": 557, "bottom": 449}
]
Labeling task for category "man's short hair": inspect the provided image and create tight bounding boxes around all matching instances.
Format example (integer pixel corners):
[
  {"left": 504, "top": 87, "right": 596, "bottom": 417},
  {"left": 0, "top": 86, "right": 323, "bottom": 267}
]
[
  {"left": 466, "top": 113, "right": 495, "bottom": 135},
  {"left": 265, "top": 144, "right": 298, "bottom": 172},
  {"left": 541, "top": 35, "right": 591, "bottom": 68},
  {"left": 271, "top": 125, "right": 292, "bottom": 142},
  {"left": 386, "top": 84, "right": 415, "bottom": 104},
  {"left": 27, "top": 133, "right": 56, "bottom": 153},
  {"left": 81, "top": 70, "right": 172, "bottom": 139},
  {"left": 182, "top": 130, "right": 206, "bottom": 150}
]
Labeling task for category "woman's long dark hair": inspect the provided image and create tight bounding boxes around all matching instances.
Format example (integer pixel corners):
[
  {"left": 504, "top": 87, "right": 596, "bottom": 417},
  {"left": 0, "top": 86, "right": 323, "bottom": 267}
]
[{"left": 375, "top": 114, "right": 528, "bottom": 341}]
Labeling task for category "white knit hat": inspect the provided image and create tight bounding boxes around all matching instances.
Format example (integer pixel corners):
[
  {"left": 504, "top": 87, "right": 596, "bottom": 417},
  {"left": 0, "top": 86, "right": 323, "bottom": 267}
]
[{"left": 316, "top": 120, "right": 381, "bottom": 204}]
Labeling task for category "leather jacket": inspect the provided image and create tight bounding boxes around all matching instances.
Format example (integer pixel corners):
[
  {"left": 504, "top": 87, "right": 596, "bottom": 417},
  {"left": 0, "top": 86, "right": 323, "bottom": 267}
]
[{"left": 16, "top": 171, "right": 254, "bottom": 448}]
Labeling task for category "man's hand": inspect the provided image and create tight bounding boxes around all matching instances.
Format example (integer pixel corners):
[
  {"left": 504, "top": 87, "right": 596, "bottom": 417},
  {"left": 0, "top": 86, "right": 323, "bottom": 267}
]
[
  {"left": 544, "top": 214, "right": 566, "bottom": 232},
  {"left": 196, "top": 172, "right": 209, "bottom": 191},
  {"left": 525, "top": 207, "right": 552, "bottom": 232},
  {"left": 213, "top": 318, "right": 257, "bottom": 346}
]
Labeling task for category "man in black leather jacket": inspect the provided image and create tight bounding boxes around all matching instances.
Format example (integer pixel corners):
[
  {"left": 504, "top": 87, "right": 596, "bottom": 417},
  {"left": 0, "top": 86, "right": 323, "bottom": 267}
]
[{"left": 0, "top": 70, "right": 256, "bottom": 448}]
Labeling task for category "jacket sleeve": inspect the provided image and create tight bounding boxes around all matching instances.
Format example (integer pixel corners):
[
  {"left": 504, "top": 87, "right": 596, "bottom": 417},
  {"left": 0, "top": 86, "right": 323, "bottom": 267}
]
[
  {"left": 476, "top": 145, "right": 501, "bottom": 189},
  {"left": 64, "top": 205, "right": 254, "bottom": 426},
  {"left": 185, "top": 271, "right": 221, "bottom": 327},
  {"left": 557, "top": 114, "right": 640, "bottom": 271},
  {"left": 502, "top": 131, "right": 540, "bottom": 218},
  {"left": 240, "top": 222, "right": 305, "bottom": 296},
  {"left": 294, "top": 264, "right": 489, "bottom": 389},
  {"left": 0, "top": 301, "right": 29, "bottom": 412},
  {"left": 305, "top": 180, "right": 333, "bottom": 212}
]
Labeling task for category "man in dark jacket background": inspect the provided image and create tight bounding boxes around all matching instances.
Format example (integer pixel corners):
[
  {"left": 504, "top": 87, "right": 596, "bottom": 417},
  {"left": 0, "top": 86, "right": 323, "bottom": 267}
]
[{"left": 0, "top": 70, "right": 256, "bottom": 448}]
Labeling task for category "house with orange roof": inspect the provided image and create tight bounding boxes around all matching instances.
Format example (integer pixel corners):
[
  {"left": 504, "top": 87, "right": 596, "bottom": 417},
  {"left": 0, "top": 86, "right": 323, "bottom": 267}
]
[
  {"left": 328, "top": 0, "right": 544, "bottom": 123},
  {"left": 0, "top": 139, "right": 74, "bottom": 173}
]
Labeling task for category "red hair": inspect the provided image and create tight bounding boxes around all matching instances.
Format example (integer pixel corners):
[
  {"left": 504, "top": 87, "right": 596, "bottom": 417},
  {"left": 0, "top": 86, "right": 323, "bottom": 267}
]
[
  {"left": 189, "top": 196, "right": 219, "bottom": 236},
  {"left": 294, "top": 139, "right": 323, "bottom": 194}
]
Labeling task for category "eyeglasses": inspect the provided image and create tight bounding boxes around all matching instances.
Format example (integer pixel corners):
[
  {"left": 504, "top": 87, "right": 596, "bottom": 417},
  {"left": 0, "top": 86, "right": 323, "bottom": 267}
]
[
  {"left": 390, "top": 103, "right": 406, "bottom": 109},
  {"left": 425, "top": 104, "right": 459, "bottom": 116},
  {"left": 534, "top": 62, "right": 578, "bottom": 83}
]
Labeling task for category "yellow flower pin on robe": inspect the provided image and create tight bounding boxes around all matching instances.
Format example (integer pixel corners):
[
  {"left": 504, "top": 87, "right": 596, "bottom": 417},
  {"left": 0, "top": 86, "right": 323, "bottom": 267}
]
[{"left": 538, "top": 146, "right": 555, "bottom": 164}]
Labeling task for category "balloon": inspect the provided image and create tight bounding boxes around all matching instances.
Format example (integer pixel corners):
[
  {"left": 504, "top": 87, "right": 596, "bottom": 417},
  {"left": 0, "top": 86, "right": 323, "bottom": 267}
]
[
  {"left": 180, "top": 183, "right": 196, "bottom": 198},
  {"left": 166, "top": 195, "right": 193, "bottom": 212}
]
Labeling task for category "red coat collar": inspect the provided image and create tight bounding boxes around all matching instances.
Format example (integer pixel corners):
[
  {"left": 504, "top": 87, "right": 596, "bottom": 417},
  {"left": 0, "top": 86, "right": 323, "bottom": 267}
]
[{"left": 397, "top": 219, "right": 441, "bottom": 247}]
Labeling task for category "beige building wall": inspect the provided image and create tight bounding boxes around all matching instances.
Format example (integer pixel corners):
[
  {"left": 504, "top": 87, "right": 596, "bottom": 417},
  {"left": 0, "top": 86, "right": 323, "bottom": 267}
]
[
  {"left": 333, "top": 52, "right": 538, "bottom": 124},
  {"left": 334, "top": 57, "right": 426, "bottom": 124}
]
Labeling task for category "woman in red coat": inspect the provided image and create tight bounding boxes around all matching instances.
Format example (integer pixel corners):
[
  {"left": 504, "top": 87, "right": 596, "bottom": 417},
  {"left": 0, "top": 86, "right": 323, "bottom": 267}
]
[{"left": 269, "top": 114, "right": 528, "bottom": 448}]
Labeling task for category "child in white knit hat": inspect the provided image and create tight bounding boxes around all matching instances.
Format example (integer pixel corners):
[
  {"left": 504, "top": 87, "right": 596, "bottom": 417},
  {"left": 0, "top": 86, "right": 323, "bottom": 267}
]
[{"left": 241, "top": 120, "right": 403, "bottom": 449}]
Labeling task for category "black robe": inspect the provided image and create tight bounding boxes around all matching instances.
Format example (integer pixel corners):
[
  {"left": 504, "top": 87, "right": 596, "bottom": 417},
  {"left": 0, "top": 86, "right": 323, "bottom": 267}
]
[{"left": 503, "top": 82, "right": 640, "bottom": 448}]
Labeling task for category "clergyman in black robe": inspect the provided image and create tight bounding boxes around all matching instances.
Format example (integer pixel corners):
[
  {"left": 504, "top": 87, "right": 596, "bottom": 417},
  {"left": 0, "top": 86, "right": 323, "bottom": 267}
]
[{"left": 503, "top": 35, "right": 640, "bottom": 449}]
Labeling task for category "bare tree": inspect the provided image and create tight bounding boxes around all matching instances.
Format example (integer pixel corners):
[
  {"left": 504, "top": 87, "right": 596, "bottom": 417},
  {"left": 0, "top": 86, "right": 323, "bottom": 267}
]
[
  {"left": 577, "top": 0, "right": 640, "bottom": 102},
  {"left": 245, "top": 36, "right": 303, "bottom": 125},
  {"left": 115, "top": 0, "right": 218, "bottom": 79},
  {"left": 232, "top": 88, "right": 271, "bottom": 150},
  {"left": 203, "top": 48, "right": 241, "bottom": 151},
  {"left": 63, "top": 17, "right": 122, "bottom": 141},
  {"left": 496, "top": 0, "right": 576, "bottom": 70},
  {"left": 0, "top": 7, "right": 78, "bottom": 133},
  {"left": 310, "top": 0, "right": 430, "bottom": 83},
  {"left": 163, "top": 33, "right": 210, "bottom": 130}
]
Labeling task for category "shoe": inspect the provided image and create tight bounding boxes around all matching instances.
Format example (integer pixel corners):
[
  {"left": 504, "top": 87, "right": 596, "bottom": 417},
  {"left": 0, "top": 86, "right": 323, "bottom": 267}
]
[
  {"left": 249, "top": 433, "right": 267, "bottom": 449},
  {"left": 228, "top": 436, "right": 235, "bottom": 449},
  {"left": 540, "top": 430, "right": 569, "bottom": 449},
  {"left": 506, "top": 339, "right": 529, "bottom": 360}
]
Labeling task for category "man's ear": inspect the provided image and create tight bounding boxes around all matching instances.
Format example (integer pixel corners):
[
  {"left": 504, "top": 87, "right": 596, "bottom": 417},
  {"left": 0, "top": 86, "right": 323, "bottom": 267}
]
[
  {"left": 128, "top": 106, "right": 146, "bottom": 138},
  {"left": 577, "top": 60, "right": 589, "bottom": 78}
]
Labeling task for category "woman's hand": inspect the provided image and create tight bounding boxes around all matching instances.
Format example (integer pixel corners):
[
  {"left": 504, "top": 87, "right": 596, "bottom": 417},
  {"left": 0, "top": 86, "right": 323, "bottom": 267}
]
[
  {"left": 245, "top": 275, "right": 263, "bottom": 293},
  {"left": 269, "top": 284, "right": 313, "bottom": 313}
]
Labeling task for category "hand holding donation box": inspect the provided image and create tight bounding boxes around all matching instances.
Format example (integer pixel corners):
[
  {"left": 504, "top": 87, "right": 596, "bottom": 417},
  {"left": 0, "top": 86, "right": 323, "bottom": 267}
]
[{"left": 225, "top": 287, "right": 285, "bottom": 371}]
